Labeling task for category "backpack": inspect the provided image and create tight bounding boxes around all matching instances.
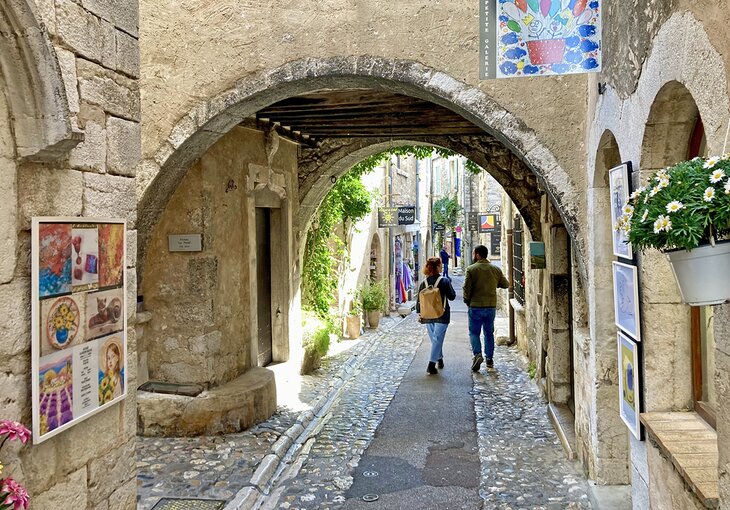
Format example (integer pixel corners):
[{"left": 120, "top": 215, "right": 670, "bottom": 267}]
[{"left": 419, "top": 276, "right": 446, "bottom": 320}]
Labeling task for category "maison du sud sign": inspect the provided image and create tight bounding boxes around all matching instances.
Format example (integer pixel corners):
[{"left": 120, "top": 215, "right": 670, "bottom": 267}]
[{"left": 378, "top": 206, "right": 416, "bottom": 228}]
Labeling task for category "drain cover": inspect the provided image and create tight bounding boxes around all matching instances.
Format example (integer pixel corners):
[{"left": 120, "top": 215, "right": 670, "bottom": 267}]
[
  {"left": 362, "top": 494, "right": 379, "bottom": 502},
  {"left": 363, "top": 471, "right": 379, "bottom": 477},
  {"left": 151, "top": 498, "right": 226, "bottom": 510}
]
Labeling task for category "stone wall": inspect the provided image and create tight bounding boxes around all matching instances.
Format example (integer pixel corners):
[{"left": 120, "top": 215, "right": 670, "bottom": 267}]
[
  {"left": 716, "top": 303, "right": 730, "bottom": 507},
  {"left": 142, "top": 127, "right": 298, "bottom": 386},
  {"left": 0, "top": 0, "right": 139, "bottom": 508}
]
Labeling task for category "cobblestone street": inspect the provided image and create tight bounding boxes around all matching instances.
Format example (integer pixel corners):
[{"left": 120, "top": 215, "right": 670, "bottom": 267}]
[{"left": 138, "top": 278, "right": 592, "bottom": 509}]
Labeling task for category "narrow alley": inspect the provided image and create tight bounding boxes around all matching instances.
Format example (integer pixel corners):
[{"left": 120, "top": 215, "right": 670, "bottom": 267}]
[{"left": 137, "top": 277, "right": 591, "bottom": 509}]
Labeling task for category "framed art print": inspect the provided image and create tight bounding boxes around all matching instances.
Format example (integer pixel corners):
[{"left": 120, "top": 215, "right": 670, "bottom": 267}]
[
  {"left": 618, "top": 331, "right": 641, "bottom": 440},
  {"left": 609, "top": 162, "right": 633, "bottom": 260},
  {"left": 32, "top": 217, "right": 127, "bottom": 444},
  {"left": 613, "top": 261, "right": 640, "bottom": 341}
]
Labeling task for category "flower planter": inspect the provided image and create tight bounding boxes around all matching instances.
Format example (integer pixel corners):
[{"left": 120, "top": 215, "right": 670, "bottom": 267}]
[
  {"left": 366, "top": 310, "right": 382, "bottom": 329},
  {"left": 666, "top": 241, "right": 730, "bottom": 306},
  {"left": 345, "top": 315, "right": 361, "bottom": 339}
]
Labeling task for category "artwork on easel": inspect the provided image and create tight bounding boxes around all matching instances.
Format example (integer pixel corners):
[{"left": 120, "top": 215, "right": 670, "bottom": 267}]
[
  {"left": 32, "top": 217, "right": 126, "bottom": 444},
  {"left": 618, "top": 331, "right": 641, "bottom": 439}
]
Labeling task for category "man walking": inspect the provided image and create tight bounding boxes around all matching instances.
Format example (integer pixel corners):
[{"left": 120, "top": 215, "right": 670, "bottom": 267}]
[
  {"left": 463, "top": 245, "right": 509, "bottom": 371},
  {"left": 439, "top": 246, "right": 450, "bottom": 278}
]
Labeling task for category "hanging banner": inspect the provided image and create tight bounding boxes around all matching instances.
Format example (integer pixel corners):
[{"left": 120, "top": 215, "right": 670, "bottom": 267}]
[
  {"left": 32, "top": 218, "right": 127, "bottom": 443},
  {"left": 397, "top": 206, "right": 416, "bottom": 225},
  {"left": 481, "top": 0, "right": 602, "bottom": 79}
]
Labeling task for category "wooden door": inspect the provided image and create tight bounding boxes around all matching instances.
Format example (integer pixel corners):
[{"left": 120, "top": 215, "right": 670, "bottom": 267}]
[{"left": 256, "top": 208, "right": 273, "bottom": 366}]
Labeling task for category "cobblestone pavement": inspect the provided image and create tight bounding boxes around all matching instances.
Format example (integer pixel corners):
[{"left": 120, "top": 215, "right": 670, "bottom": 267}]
[
  {"left": 136, "top": 316, "right": 406, "bottom": 509},
  {"left": 473, "top": 349, "right": 591, "bottom": 509},
  {"left": 138, "top": 305, "right": 592, "bottom": 510}
]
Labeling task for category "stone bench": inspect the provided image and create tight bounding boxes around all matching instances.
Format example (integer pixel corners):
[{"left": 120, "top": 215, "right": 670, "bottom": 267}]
[{"left": 137, "top": 367, "right": 276, "bottom": 436}]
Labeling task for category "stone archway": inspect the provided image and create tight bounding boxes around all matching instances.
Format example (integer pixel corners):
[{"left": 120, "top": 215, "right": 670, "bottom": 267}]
[
  {"left": 0, "top": 0, "right": 80, "bottom": 161},
  {"left": 137, "top": 57, "right": 583, "bottom": 282}
]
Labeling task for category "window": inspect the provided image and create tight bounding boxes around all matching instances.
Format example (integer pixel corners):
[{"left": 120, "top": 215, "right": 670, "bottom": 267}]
[
  {"left": 433, "top": 159, "right": 442, "bottom": 196},
  {"left": 449, "top": 159, "right": 458, "bottom": 193}
]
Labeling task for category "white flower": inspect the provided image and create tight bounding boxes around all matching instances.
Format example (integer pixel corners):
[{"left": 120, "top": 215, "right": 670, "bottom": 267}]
[
  {"left": 630, "top": 189, "right": 642, "bottom": 201},
  {"left": 704, "top": 156, "right": 721, "bottom": 169},
  {"left": 725, "top": 179, "right": 730, "bottom": 195},
  {"left": 649, "top": 186, "right": 661, "bottom": 197},
  {"left": 692, "top": 156, "right": 702, "bottom": 162},
  {"left": 658, "top": 176, "right": 670, "bottom": 189},
  {"left": 623, "top": 204, "right": 634, "bottom": 216},
  {"left": 710, "top": 169, "right": 726, "bottom": 183},
  {"left": 641, "top": 209, "right": 649, "bottom": 222},
  {"left": 655, "top": 170, "right": 668, "bottom": 181},
  {"left": 665, "top": 201, "right": 684, "bottom": 213},
  {"left": 704, "top": 187, "right": 716, "bottom": 202},
  {"left": 653, "top": 215, "right": 672, "bottom": 233}
]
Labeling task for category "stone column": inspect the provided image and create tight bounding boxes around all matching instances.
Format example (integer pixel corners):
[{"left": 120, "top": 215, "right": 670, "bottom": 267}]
[{"left": 715, "top": 303, "right": 730, "bottom": 506}]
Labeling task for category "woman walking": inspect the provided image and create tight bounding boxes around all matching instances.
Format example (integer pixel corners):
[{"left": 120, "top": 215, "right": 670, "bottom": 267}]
[{"left": 416, "top": 257, "right": 456, "bottom": 375}]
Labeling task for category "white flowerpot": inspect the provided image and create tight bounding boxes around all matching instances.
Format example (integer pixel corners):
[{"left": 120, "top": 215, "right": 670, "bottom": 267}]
[{"left": 666, "top": 241, "right": 730, "bottom": 306}]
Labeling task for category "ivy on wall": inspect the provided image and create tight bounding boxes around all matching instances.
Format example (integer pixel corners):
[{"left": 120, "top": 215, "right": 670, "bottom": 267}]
[{"left": 301, "top": 146, "right": 479, "bottom": 319}]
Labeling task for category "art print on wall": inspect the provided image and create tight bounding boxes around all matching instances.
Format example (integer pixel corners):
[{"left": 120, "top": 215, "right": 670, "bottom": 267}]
[
  {"left": 32, "top": 218, "right": 126, "bottom": 444},
  {"left": 609, "top": 163, "right": 633, "bottom": 259},
  {"left": 481, "top": 0, "right": 602, "bottom": 79},
  {"left": 613, "top": 261, "right": 640, "bottom": 341},
  {"left": 618, "top": 331, "right": 641, "bottom": 439}
]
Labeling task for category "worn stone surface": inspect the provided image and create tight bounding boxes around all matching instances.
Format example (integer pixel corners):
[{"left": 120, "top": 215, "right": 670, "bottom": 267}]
[
  {"left": 31, "top": 466, "right": 88, "bottom": 510},
  {"left": 106, "top": 116, "right": 140, "bottom": 176},
  {"left": 69, "top": 116, "right": 106, "bottom": 172},
  {"left": 82, "top": 171, "right": 136, "bottom": 223},
  {"left": 77, "top": 58, "right": 140, "bottom": 121}
]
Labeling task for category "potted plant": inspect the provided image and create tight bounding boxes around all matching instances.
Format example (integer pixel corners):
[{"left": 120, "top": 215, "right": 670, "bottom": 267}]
[
  {"left": 359, "top": 279, "right": 388, "bottom": 329},
  {"left": 345, "top": 299, "right": 363, "bottom": 339},
  {"left": 617, "top": 154, "right": 730, "bottom": 305}
]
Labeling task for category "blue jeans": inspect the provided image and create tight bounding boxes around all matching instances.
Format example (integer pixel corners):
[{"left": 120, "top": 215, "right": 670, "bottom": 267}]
[
  {"left": 442, "top": 263, "right": 449, "bottom": 277},
  {"left": 425, "top": 322, "right": 448, "bottom": 363},
  {"left": 468, "top": 307, "right": 496, "bottom": 359}
]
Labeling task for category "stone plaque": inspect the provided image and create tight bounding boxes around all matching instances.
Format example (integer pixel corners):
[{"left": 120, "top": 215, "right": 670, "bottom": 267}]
[{"left": 168, "top": 234, "right": 202, "bottom": 252}]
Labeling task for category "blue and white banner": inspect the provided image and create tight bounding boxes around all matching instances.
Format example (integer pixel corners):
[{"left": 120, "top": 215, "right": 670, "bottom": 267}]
[{"left": 481, "top": 0, "right": 602, "bottom": 79}]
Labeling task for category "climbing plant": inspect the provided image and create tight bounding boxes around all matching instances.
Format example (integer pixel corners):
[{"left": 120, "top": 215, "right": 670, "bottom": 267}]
[{"left": 432, "top": 195, "right": 462, "bottom": 228}]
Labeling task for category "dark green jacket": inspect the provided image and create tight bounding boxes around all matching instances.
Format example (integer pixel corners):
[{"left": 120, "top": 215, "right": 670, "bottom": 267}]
[{"left": 463, "top": 260, "right": 509, "bottom": 308}]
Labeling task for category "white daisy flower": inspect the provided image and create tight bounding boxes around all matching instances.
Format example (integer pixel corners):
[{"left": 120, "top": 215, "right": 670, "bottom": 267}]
[
  {"left": 710, "top": 169, "right": 725, "bottom": 183},
  {"left": 649, "top": 186, "right": 661, "bottom": 197},
  {"left": 623, "top": 204, "right": 634, "bottom": 216},
  {"left": 662, "top": 217, "right": 672, "bottom": 232},
  {"left": 658, "top": 177, "right": 670, "bottom": 188},
  {"left": 704, "top": 156, "right": 721, "bottom": 169},
  {"left": 630, "top": 189, "right": 641, "bottom": 201},
  {"left": 704, "top": 187, "right": 715, "bottom": 202},
  {"left": 653, "top": 214, "right": 671, "bottom": 233},
  {"left": 653, "top": 218, "right": 663, "bottom": 234},
  {"left": 724, "top": 179, "right": 730, "bottom": 194},
  {"left": 641, "top": 209, "right": 649, "bottom": 222},
  {"left": 665, "top": 201, "right": 684, "bottom": 213}
]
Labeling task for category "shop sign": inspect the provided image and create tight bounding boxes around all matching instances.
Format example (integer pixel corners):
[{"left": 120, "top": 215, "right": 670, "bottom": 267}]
[
  {"left": 378, "top": 207, "right": 398, "bottom": 228},
  {"left": 397, "top": 206, "right": 416, "bottom": 225}
]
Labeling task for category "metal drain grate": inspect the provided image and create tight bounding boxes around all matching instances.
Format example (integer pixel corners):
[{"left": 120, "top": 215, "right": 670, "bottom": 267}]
[{"left": 151, "top": 498, "right": 226, "bottom": 510}]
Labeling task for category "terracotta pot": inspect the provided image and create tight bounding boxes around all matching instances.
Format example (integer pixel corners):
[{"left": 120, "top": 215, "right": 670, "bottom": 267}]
[
  {"left": 366, "top": 310, "right": 382, "bottom": 329},
  {"left": 666, "top": 240, "right": 730, "bottom": 306},
  {"left": 345, "top": 315, "right": 361, "bottom": 339}
]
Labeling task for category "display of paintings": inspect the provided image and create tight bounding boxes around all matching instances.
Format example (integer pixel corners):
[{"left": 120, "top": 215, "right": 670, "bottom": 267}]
[
  {"left": 489, "top": 0, "right": 602, "bottom": 78},
  {"left": 618, "top": 331, "right": 641, "bottom": 439},
  {"left": 32, "top": 218, "right": 126, "bottom": 444},
  {"left": 612, "top": 262, "right": 640, "bottom": 341},
  {"left": 40, "top": 294, "right": 86, "bottom": 356},
  {"left": 609, "top": 163, "right": 633, "bottom": 260},
  {"left": 85, "top": 287, "right": 124, "bottom": 340}
]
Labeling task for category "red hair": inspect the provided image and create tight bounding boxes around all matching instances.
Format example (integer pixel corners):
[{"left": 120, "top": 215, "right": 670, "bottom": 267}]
[{"left": 424, "top": 257, "right": 442, "bottom": 277}]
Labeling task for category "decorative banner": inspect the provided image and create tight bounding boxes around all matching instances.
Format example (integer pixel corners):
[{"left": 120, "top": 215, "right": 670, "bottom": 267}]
[
  {"left": 32, "top": 218, "right": 127, "bottom": 444},
  {"left": 397, "top": 206, "right": 416, "bottom": 225},
  {"left": 378, "top": 207, "right": 398, "bottom": 228},
  {"left": 481, "top": 0, "right": 602, "bottom": 79}
]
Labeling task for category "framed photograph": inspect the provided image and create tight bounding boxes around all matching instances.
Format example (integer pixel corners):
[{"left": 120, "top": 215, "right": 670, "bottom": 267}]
[
  {"left": 609, "top": 162, "right": 633, "bottom": 259},
  {"left": 613, "top": 261, "right": 640, "bottom": 341},
  {"left": 618, "top": 331, "right": 641, "bottom": 440},
  {"left": 32, "top": 218, "right": 127, "bottom": 444}
]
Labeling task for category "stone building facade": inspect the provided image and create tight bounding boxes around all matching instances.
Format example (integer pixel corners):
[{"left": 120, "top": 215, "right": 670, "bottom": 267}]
[{"left": 2, "top": 0, "right": 730, "bottom": 508}]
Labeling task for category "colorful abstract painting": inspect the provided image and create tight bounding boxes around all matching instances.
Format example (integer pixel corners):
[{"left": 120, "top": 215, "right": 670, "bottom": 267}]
[
  {"left": 98, "top": 223, "right": 124, "bottom": 288},
  {"left": 496, "top": 0, "right": 601, "bottom": 77},
  {"left": 39, "top": 223, "right": 72, "bottom": 298},
  {"left": 38, "top": 351, "right": 74, "bottom": 436}
]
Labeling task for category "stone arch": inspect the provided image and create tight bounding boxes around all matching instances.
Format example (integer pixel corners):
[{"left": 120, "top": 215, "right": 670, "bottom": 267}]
[
  {"left": 0, "top": 0, "right": 80, "bottom": 160},
  {"left": 638, "top": 81, "right": 700, "bottom": 413},
  {"left": 296, "top": 136, "right": 543, "bottom": 244},
  {"left": 137, "top": 57, "right": 582, "bottom": 280}
]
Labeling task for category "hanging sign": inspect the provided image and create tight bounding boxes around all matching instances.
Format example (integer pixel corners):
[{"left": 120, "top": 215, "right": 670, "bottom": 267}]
[
  {"left": 480, "top": 214, "right": 500, "bottom": 233},
  {"left": 378, "top": 207, "right": 398, "bottom": 228},
  {"left": 468, "top": 212, "right": 479, "bottom": 232},
  {"left": 32, "top": 217, "right": 127, "bottom": 443},
  {"left": 397, "top": 206, "right": 416, "bottom": 225},
  {"left": 433, "top": 222, "right": 446, "bottom": 232},
  {"left": 480, "top": 0, "right": 602, "bottom": 79}
]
